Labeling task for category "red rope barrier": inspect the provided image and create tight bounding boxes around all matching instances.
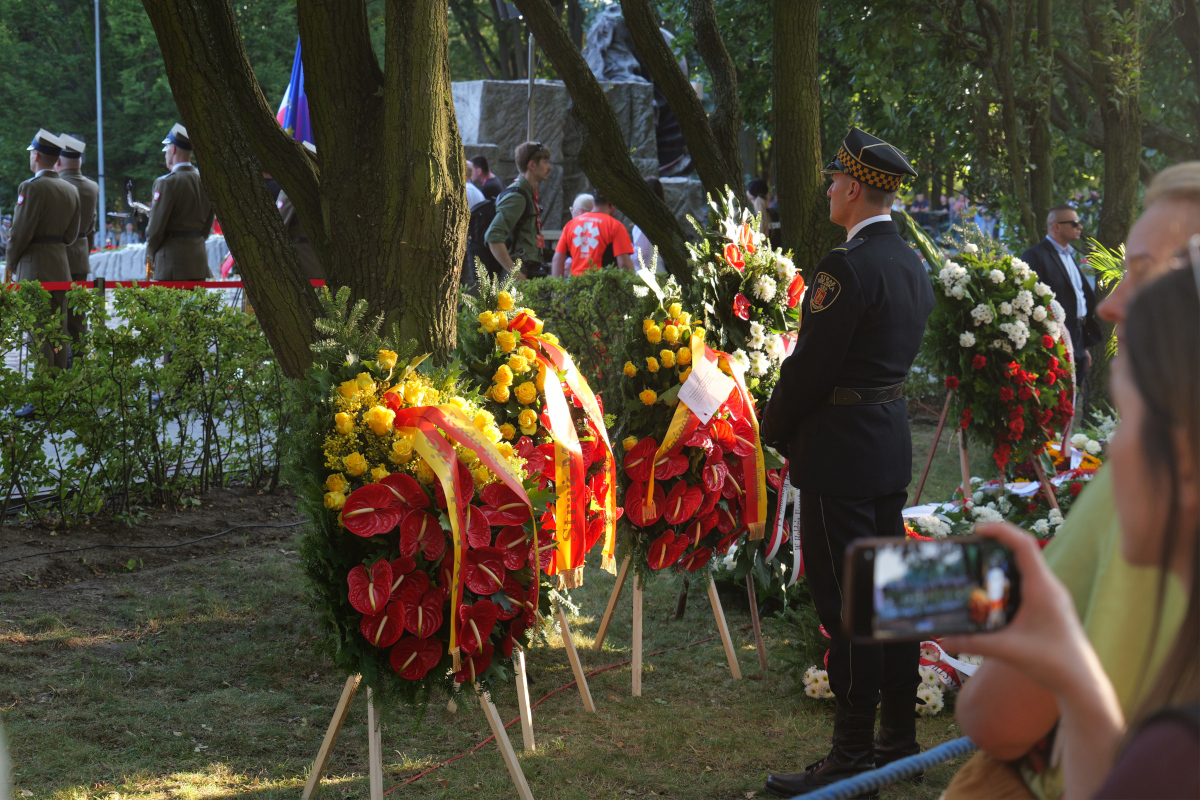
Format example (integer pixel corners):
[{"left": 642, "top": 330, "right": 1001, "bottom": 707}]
[
  {"left": 381, "top": 623, "right": 755, "bottom": 794},
  {"left": 3, "top": 279, "right": 326, "bottom": 290}
]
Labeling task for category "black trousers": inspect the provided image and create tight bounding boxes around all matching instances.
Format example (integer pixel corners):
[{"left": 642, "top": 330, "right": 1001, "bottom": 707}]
[{"left": 799, "top": 490, "right": 920, "bottom": 712}]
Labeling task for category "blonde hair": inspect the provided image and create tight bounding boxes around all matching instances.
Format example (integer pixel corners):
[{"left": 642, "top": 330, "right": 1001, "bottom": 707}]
[{"left": 1146, "top": 162, "right": 1200, "bottom": 207}]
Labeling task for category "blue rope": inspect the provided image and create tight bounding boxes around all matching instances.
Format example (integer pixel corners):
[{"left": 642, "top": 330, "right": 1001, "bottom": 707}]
[{"left": 790, "top": 737, "right": 978, "bottom": 800}]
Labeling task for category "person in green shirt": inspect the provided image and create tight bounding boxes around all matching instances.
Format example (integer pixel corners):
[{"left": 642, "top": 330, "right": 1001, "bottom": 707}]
[
  {"left": 485, "top": 141, "right": 553, "bottom": 280},
  {"left": 946, "top": 162, "right": 1200, "bottom": 798}
]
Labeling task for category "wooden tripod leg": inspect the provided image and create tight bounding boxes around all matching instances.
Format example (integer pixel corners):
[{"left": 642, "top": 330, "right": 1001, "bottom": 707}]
[
  {"left": 477, "top": 685, "right": 535, "bottom": 800},
  {"left": 914, "top": 391, "right": 953, "bottom": 505},
  {"left": 513, "top": 647, "right": 536, "bottom": 751},
  {"left": 556, "top": 603, "right": 596, "bottom": 712},
  {"left": 593, "top": 554, "right": 631, "bottom": 652},
  {"left": 708, "top": 573, "right": 742, "bottom": 679},
  {"left": 746, "top": 574, "right": 767, "bottom": 673},
  {"left": 366, "top": 687, "right": 383, "bottom": 800},
  {"left": 632, "top": 571, "right": 643, "bottom": 697},
  {"left": 302, "top": 673, "right": 361, "bottom": 800},
  {"left": 958, "top": 430, "right": 973, "bottom": 504}
]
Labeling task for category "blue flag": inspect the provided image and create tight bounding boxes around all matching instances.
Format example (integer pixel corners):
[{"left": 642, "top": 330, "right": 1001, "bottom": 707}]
[{"left": 276, "top": 38, "right": 311, "bottom": 144}]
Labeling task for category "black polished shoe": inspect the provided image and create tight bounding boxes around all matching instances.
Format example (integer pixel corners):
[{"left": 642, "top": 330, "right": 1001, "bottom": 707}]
[
  {"left": 766, "top": 700, "right": 878, "bottom": 797},
  {"left": 876, "top": 685, "right": 923, "bottom": 784},
  {"left": 875, "top": 730, "right": 923, "bottom": 784}
]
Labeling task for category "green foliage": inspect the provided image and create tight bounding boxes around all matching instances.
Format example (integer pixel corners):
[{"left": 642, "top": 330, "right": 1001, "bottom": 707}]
[
  {"left": 763, "top": 578, "right": 829, "bottom": 688},
  {"left": 1085, "top": 238, "right": 1125, "bottom": 359},
  {"left": 0, "top": 284, "right": 283, "bottom": 529}
]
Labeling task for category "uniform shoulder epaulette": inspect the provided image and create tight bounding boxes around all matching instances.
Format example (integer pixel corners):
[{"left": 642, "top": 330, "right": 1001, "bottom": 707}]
[
  {"left": 831, "top": 237, "right": 866, "bottom": 254},
  {"left": 157, "top": 172, "right": 173, "bottom": 181}
]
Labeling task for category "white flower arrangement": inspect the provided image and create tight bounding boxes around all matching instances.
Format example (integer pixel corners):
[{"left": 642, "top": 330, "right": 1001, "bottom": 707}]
[
  {"left": 1034, "top": 282, "right": 1052, "bottom": 297},
  {"left": 1032, "top": 306, "right": 1048, "bottom": 322},
  {"left": 999, "top": 320, "right": 1030, "bottom": 350},
  {"left": 972, "top": 505, "right": 1004, "bottom": 523},
  {"left": 999, "top": 301, "right": 1013, "bottom": 316},
  {"left": 749, "top": 351, "right": 770, "bottom": 378},
  {"left": 959, "top": 331, "right": 976, "bottom": 347},
  {"left": 774, "top": 253, "right": 796, "bottom": 282},
  {"left": 916, "top": 683, "right": 945, "bottom": 716},
  {"left": 962, "top": 242, "right": 980, "bottom": 254},
  {"left": 1014, "top": 290, "right": 1035, "bottom": 315},
  {"left": 989, "top": 269, "right": 1006, "bottom": 284},
  {"left": 909, "top": 514, "right": 952, "bottom": 538},
  {"left": 753, "top": 274, "right": 777, "bottom": 303},
  {"left": 970, "top": 304, "right": 994, "bottom": 326},
  {"left": 1011, "top": 257, "right": 1032, "bottom": 280},
  {"left": 804, "top": 666, "right": 834, "bottom": 699},
  {"left": 730, "top": 349, "right": 750, "bottom": 372}
]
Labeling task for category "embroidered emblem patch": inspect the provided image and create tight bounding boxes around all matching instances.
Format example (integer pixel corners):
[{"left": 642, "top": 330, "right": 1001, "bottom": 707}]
[
  {"left": 809, "top": 272, "right": 841, "bottom": 313},
  {"left": 16, "top": 194, "right": 24, "bottom": 205},
  {"left": 153, "top": 191, "right": 161, "bottom": 202},
  {"left": 276, "top": 199, "right": 285, "bottom": 210}
]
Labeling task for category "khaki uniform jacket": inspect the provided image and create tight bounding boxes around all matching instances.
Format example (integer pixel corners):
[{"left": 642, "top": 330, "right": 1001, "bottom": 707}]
[
  {"left": 6, "top": 171, "right": 81, "bottom": 283},
  {"left": 146, "top": 164, "right": 215, "bottom": 280},
  {"left": 276, "top": 190, "right": 323, "bottom": 280},
  {"left": 58, "top": 169, "right": 99, "bottom": 278}
]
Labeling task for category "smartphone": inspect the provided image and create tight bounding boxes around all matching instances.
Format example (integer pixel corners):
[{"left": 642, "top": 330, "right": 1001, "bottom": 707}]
[{"left": 843, "top": 536, "right": 1021, "bottom": 643}]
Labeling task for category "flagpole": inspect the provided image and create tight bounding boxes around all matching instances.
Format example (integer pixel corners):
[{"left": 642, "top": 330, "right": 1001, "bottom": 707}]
[{"left": 93, "top": 0, "right": 106, "bottom": 247}]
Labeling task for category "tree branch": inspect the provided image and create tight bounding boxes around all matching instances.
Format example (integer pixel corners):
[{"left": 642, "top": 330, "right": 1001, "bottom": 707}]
[
  {"left": 1054, "top": 49, "right": 1103, "bottom": 97},
  {"left": 512, "top": 0, "right": 692, "bottom": 281},
  {"left": 618, "top": 0, "right": 742, "bottom": 196},
  {"left": 688, "top": 0, "right": 745, "bottom": 184}
]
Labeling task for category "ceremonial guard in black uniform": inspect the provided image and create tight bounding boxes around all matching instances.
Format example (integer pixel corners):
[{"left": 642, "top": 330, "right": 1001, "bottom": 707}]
[{"left": 761, "top": 128, "right": 935, "bottom": 797}]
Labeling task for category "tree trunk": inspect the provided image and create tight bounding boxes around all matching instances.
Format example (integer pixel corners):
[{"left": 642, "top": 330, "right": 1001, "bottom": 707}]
[
  {"left": 514, "top": 0, "right": 692, "bottom": 282},
  {"left": 1028, "top": 0, "right": 1055, "bottom": 238},
  {"left": 688, "top": 0, "right": 746, "bottom": 186},
  {"left": 567, "top": 0, "right": 585, "bottom": 49},
  {"left": 618, "top": 0, "right": 743, "bottom": 197},
  {"left": 772, "top": 0, "right": 841, "bottom": 273}
]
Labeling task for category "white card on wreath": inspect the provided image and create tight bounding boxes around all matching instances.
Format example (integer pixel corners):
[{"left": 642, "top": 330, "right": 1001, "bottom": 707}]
[{"left": 678, "top": 352, "right": 736, "bottom": 425}]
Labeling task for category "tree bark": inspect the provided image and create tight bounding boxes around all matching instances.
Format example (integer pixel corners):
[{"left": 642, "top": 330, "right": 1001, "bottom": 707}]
[
  {"left": 1028, "top": 0, "right": 1055, "bottom": 238},
  {"left": 514, "top": 0, "right": 692, "bottom": 282},
  {"left": 772, "top": 0, "right": 841, "bottom": 272},
  {"left": 618, "top": 0, "right": 742, "bottom": 197},
  {"left": 1168, "top": 0, "right": 1200, "bottom": 145},
  {"left": 688, "top": 0, "right": 746, "bottom": 185}
]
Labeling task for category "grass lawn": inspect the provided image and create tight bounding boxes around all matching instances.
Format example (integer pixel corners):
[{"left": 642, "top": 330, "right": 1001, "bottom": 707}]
[{"left": 0, "top": 419, "right": 974, "bottom": 799}]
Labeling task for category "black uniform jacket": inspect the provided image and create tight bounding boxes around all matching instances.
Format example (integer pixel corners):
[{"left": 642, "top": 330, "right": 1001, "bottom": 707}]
[
  {"left": 1020, "top": 238, "right": 1101, "bottom": 347},
  {"left": 761, "top": 219, "right": 934, "bottom": 497}
]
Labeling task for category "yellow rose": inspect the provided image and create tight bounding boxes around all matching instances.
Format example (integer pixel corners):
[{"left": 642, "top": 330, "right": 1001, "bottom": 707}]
[
  {"left": 639, "top": 389, "right": 658, "bottom": 406},
  {"left": 542, "top": 332, "right": 559, "bottom": 345},
  {"left": 401, "top": 381, "right": 422, "bottom": 405},
  {"left": 535, "top": 368, "right": 546, "bottom": 392},
  {"left": 337, "top": 380, "right": 358, "bottom": 399},
  {"left": 508, "top": 354, "right": 529, "bottom": 374},
  {"left": 421, "top": 388, "right": 439, "bottom": 406},
  {"left": 478, "top": 311, "right": 497, "bottom": 332},
  {"left": 376, "top": 350, "right": 398, "bottom": 370},
  {"left": 364, "top": 405, "right": 396, "bottom": 436},
  {"left": 643, "top": 319, "right": 655, "bottom": 333},
  {"left": 448, "top": 396, "right": 466, "bottom": 409},
  {"left": 414, "top": 458, "right": 436, "bottom": 485},
  {"left": 662, "top": 324, "right": 679, "bottom": 344},
  {"left": 623, "top": 361, "right": 638, "bottom": 377},
  {"left": 496, "top": 291, "right": 515, "bottom": 311},
  {"left": 515, "top": 381, "right": 538, "bottom": 405},
  {"left": 677, "top": 311, "right": 691, "bottom": 326},
  {"left": 499, "top": 423, "right": 516, "bottom": 440},
  {"left": 622, "top": 435, "right": 639, "bottom": 452},
  {"left": 668, "top": 302, "right": 682, "bottom": 319},
  {"left": 646, "top": 324, "right": 662, "bottom": 344},
  {"left": 677, "top": 346, "right": 692, "bottom": 365},
  {"left": 472, "top": 466, "right": 493, "bottom": 486},
  {"left": 497, "top": 442, "right": 515, "bottom": 459},
  {"left": 679, "top": 367, "right": 692, "bottom": 383},
  {"left": 324, "top": 473, "right": 349, "bottom": 494},
  {"left": 518, "top": 409, "right": 538, "bottom": 435},
  {"left": 660, "top": 349, "right": 676, "bottom": 368},
  {"left": 694, "top": 327, "right": 706, "bottom": 341},
  {"left": 344, "top": 452, "right": 368, "bottom": 477},
  {"left": 518, "top": 345, "right": 537, "bottom": 362},
  {"left": 677, "top": 326, "right": 691, "bottom": 342},
  {"left": 496, "top": 330, "right": 517, "bottom": 353},
  {"left": 334, "top": 412, "right": 355, "bottom": 435},
  {"left": 492, "top": 384, "right": 511, "bottom": 403},
  {"left": 473, "top": 410, "right": 494, "bottom": 431},
  {"left": 646, "top": 356, "right": 660, "bottom": 373},
  {"left": 717, "top": 356, "right": 732, "bottom": 375},
  {"left": 494, "top": 311, "right": 509, "bottom": 330},
  {"left": 484, "top": 425, "right": 502, "bottom": 443},
  {"left": 370, "top": 466, "right": 390, "bottom": 483},
  {"left": 356, "top": 372, "right": 374, "bottom": 392},
  {"left": 324, "top": 491, "right": 346, "bottom": 510},
  {"left": 493, "top": 364, "right": 514, "bottom": 386},
  {"left": 389, "top": 438, "right": 414, "bottom": 464}
]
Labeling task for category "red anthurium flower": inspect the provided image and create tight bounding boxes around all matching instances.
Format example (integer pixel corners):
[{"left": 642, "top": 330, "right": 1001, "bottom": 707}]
[
  {"left": 703, "top": 459, "right": 729, "bottom": 494},
  {"left": 732, "top": 292, "right": 750, "bottom": 319},
  {"left": 716, "top": 528, "right": 742, "bottom": 555},
  {"left": 400, "top": 509, "right": 448, "bottom": 561},
  {"left": 709, "top": 419, "right": 736, "bottom": 452},
  {"left": 725, "top": 244, "right": 745, "bottom": 272},
  {"left": 787, "top": 273, "right": 805, "bottom": 308},
  {"left": 721, "top": 469, "right": 743, "bottom": 500},
  {"left": 696, "top": 482, "right": 721, "bottom": 518},
  {"left": 465, "top": 547, "right": 507, "bottom": 595},
  {"left": 682, "top": 428, "right": 712, "bottom": 449},
  {"left": 516, "top": 436, "right": 536, "bottom": 460},
  {"left": 529, "top": 536, "right": 556, "bottom": 572},
  {"left": 481, "top": 484, "right": 532, "bottom": 525},
  {"left": 459, "top": 600, "right": 499, "bottom": 655},
  {"left": 716, "top": 503, "right": 738, "bottom": 533},
  {"left": 530, "top": 443, "right": 555, "bottom": 480},
  {"left": 500, "top": 615, "right": 527, "bottom": 658},
  {"left": 378, "top": 473, "right": 430, "bottom": 508},
  {"left": 585, "top": 514, "right": 605, "bottom": 551},
  {"left": 624, "top": 481, "right": 666, "bottom": 527},
  {"left": 389, "top": 636, "right": 443, "bottom": 680},
  {"left": 391, "top": 563, "right": 427, "bottom": 598},
  {"left": 347, "top": 560, "right": 392, "bottom": 615},
  {"left": 679, "top": 547, "right": 713, "bottom": 572},
  {"left": 738, "top": 222, "right": 757, "bottom": 254},
  {"left": 361, "top": 599, "right": 406, "bottom": 647},
  {"left": 523, "top": 580, "right": 540, "bottom": 626},
  {"left": 653, "top": 451, "right": 689, "bottom": 480},
  {"left": 664, "top": 481, "right": 704, "bottom": 525},
  {"left": 728, "top": 417, "right": 756, "bottom": 457},
  {"left": 623, "top": 437, "right": 659, "bottom": 482},
  {"left": 342, "top": 484, "right": 404, "bottom": 537},
  {"left": 403, "top": 584, "right": 444, "bottom": 638},
  {"left": 496, "top": 575, "right": 525, "bottom": 621},
  {"left": 455, "top": 641, "right": 494, "bottom": 684},
  {"left": 465, "top": 504, "right": 492, "bottom": 549},
  {"left": 766, "top": 469, "right": 784, "bottom": 490},
  {"left": 685, "top": 518, "right": 706, "bottom": 547},
  {"left": 648, "top": 530, "right": 687, "bottom": 570},
  {"left": 493, "top": 525, "right": 530, "bottom": 569}
]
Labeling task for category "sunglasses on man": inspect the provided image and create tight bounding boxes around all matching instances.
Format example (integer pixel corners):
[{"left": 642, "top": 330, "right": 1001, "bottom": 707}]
[{"left": 1056, "top": 219, "right": 1083, "bottom": 229}]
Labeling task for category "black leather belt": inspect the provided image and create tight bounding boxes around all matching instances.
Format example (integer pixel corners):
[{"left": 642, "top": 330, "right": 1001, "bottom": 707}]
[
  {"left": 31, "top": 235, "right": 62, "bottom": 244},
  {"left": 168, "top": 230, "right": 206, "bottom": 237},
  {"left": 828, "top": 382, "right": 905, "bottom": 406}
]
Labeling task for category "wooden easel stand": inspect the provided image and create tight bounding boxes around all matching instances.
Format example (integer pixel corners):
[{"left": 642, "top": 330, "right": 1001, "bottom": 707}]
[
  {"left": 1030, "top": 457, "right": 1061, "bottom": 511},
  {"left": 593, "top": 554, "right": 631, "bottom": 652},
  {"left": 746, "top": 573, "right": 768, "bottom": 672},
  {"left": 913, "top": 391, "right": 953, "bottom": 505}
]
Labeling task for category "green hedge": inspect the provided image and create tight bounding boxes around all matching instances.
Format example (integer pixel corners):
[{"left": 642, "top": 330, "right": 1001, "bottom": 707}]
[{"left": 0, "top": 284, "right": 284, "bottom": 528}]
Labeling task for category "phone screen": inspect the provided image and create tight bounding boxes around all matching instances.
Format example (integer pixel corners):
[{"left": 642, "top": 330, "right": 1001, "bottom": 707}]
[{"left": 845, "top": 537, "right": 1020, "bottom": 642}]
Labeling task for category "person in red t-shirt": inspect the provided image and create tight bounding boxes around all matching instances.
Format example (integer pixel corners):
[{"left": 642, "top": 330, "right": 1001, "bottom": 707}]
[{"left": 552, "top": 193, "right": 635, "bottom": 277}]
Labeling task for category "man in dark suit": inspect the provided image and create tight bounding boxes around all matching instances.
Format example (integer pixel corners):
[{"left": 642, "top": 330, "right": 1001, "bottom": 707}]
[
  {"left": 761, "top": 128, "right": 935, "bottom": 796},
  {"left": 1020, "top": 204, "right": 1100, "bottom": 387}
]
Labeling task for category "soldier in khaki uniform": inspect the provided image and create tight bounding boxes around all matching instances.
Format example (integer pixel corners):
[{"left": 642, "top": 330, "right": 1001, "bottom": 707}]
[
  {"left": 8, "top": 129, "right": 81, "bottom": 384},
  {"left": 55, "top": 133, "right": 99, "bottom": 352},
  {"left": 273, "top": 141, "right": 323, "bottom": 281},
  {"left": 145, "top": 124, "right": 215, "bottom": 280}
]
